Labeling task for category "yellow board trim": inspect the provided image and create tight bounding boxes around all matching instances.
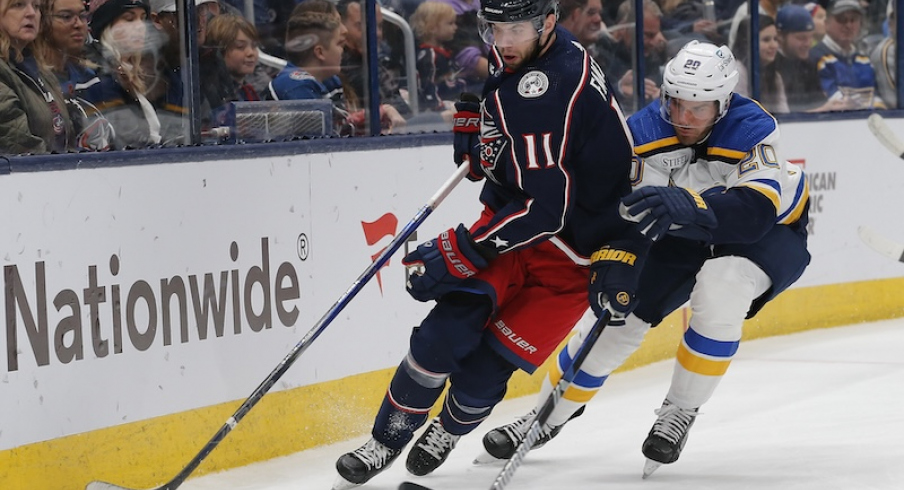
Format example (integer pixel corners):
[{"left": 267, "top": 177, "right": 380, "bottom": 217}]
[{"left": 4, "top": 277, "right": 904, "bottom": 489}]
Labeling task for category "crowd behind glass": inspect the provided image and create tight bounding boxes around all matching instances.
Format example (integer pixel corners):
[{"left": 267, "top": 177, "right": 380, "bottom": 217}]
[{"left": 0, "top": 0, "right": 898, "bottom": 155}]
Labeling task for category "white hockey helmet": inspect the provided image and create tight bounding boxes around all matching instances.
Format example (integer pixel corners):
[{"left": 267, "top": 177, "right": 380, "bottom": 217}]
[{"left": 660, "top": 40, "right": 739, "bottom": 124}]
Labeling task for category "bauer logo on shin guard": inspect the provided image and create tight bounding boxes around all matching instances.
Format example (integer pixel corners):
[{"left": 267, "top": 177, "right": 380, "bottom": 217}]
[{"left": 590, "top": 247, "right": 637, "bottom": 265}]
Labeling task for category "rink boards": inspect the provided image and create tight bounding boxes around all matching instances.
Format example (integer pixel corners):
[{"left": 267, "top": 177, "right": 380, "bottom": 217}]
[{"left": 2, "top": 117, "right": 904, "bottom": 489}]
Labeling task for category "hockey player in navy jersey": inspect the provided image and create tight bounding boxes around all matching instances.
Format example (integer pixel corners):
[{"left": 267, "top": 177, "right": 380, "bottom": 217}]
[
  {"left": 331, "top": 0, "right": 649, "bottom": 488},
  {"left": 481, "top": 40, "right": 811, "bottom": 478}
]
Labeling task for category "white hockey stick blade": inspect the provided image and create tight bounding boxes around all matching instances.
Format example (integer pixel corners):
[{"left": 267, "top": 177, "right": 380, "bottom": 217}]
[
  {"left": 858, "top": 225, "right": 904, "bottom": 262},
  {"left": 867, "top": 113, "right": 904, "bottom": 160}
]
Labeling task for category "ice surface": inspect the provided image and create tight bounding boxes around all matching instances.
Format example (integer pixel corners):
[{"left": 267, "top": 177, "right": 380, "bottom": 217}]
[{"left": 181, "top": 319, "right": 904, "bottom": 490}]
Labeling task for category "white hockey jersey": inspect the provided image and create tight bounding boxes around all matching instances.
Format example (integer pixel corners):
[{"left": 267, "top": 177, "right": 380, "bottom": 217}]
[{"left": 627, "top": 94, "right": 809, "bottom": 234}]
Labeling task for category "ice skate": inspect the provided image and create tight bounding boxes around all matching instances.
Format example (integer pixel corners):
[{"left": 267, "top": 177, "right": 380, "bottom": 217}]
[
  {"left": 406, "top": 417, "right": 461, "bottom": 476},
  {"left": 333, "top": 437, "right": 402, "bottom": 489},
  {"left": 475, "top": 406, "right": 585, "bottom": 463},
  {"left": 640, "top": 399, "right": 699, "bottom": 478}
]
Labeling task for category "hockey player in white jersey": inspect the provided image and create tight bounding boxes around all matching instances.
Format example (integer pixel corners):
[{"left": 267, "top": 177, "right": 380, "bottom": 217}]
[{"left": 479, "top": 40, "right": 811, "bottom": 478}]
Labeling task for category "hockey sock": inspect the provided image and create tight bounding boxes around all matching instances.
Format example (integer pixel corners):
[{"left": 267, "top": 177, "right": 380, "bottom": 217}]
[
  {"left": 373, "top": 355, "right": 448, "bottom": 450},
  {"left": 439, "top": 390, "right": 495, "bottom": 435},
  {"left": 667, "top": 325, "right": 739, "bottom": 408}
]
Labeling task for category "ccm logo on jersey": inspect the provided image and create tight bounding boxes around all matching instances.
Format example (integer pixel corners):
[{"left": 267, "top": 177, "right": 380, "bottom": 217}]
[
  {"left": 590, "top": 247, "right": 637, "bottom": 265},
  {"left": 440, "top": 230, "right": 480, "bottom": 278}
]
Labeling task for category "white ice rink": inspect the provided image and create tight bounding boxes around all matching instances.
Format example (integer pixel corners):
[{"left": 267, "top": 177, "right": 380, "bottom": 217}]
[{"left": 180, "top": 318, "right": 904, "bottom": 490}]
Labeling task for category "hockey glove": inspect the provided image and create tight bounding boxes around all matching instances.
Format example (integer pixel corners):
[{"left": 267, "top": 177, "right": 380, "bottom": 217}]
[
  {"left": 452, "top": 93, "right": 484, "bottom": 181},
  {"left": 588, "top": 239, "right": 649, "bottom": 320},
  {"left": 402, "top": 224, "right": 496, "bottom": 302},
  {"left": 621, "top": 186, "right": 718, "bottom": 242}
]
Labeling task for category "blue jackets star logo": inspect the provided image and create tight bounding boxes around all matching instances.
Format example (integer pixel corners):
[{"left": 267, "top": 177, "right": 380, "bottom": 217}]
[{"left": 491, "top": 236, "right": 509, "bottom": 248}]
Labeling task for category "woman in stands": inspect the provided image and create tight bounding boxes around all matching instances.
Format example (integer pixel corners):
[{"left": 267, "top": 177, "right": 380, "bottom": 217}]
[
  {"left": 734, "top": 15, "right": 789, "bottom": 114},
  {"left": 0, "top": 0, "right": 74, "bottom": 154},
  {"left": 86, "top": 0, "right": 166, "bottom": 148}
]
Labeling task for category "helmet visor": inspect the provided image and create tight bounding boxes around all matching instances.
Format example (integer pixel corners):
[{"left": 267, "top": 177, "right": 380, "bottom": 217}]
[
  {"left": 478, "top": 16, "right": 543, "bottom": 47},
  {"left": 660, "top": 96, "right": 720, "bottom": 130}
]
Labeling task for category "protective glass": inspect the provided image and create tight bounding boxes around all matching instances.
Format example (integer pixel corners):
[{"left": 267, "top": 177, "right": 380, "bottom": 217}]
[{"left": 477, "top": 17, "right": 543, "bottom": 47}]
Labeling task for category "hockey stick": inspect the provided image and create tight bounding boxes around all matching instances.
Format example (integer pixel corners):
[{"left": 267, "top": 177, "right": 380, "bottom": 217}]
[
  {"left": 86, "top": 163, "right": 471, "bottom": 490},
  {"left": 858, "top": 225, "right": 904, "bottom": 262},
  {"left": 399, "top": 310, "right": 612, "bottom": 490},
  {"left": 487, "top": 310, "right": 611, "bottom": 490},
  {"left": 867, "top": 113, "right": 904, "bottom": 160},
  {"left": 398, "top": 311, "right": 613, "bottom": 490}
]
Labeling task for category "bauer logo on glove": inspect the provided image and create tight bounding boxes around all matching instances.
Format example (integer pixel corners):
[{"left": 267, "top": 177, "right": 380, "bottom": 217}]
[{"left": 401, "top": 224, "right": 496, "bottom": 302}]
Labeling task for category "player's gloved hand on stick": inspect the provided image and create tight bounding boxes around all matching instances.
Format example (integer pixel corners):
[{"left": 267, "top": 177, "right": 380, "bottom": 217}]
[
  {"left": 403, "top": 224, "right": 497, "bottom": 302},
  {"left": 452, "top": 93, "right": 484, "bottom": 181},
  {"left": 621, "top": 186, "right": 718, "bottom": 241},
  {"left": 588, "top": 239, "right": 649, "bottom": 321}
]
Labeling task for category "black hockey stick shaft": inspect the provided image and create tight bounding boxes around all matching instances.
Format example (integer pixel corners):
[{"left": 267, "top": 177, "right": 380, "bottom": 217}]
[
  {"left": 489, "top": 311, "right": 612, "bottom": 490},
  {"left": 86, "top": 163, "right": 471, "bottom": 490}
]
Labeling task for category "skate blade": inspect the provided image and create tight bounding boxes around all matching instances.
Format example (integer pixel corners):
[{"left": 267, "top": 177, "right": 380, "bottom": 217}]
[
  {"left": 331, "top": 474, "right": 360, "bottom": 490},
  {"left": 642, "top": 459, "right": 662, "bottom": 479},
  {"left": 473, "top": 449, "right": 506, "bottom": 465}
]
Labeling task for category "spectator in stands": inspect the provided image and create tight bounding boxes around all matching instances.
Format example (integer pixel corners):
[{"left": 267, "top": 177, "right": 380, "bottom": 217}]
[
  {"left": 39, "top": 0, "right": 116, "bottom": 150},
  {"left": 288, "top": 0, "right": 346, "bottom": 103},
  {"left": 199, "top": 13, "right": 261, "bottom": 130},
  {"left": 269, "top": 11, "right": 343, "bottom": 101},
  {"left": 600, "top": 0, "right": 667, "bottom": 107},
  {"left": 38, "top": 0, "right": 95, "bottom": 96},
  {"left": 0, "top": 0, "right": 75, "bottom": 154},
  {"left": 810, "top": 0, "right": 884, "bottom": 110},
  {"left": 336, "top": 0, "right": 408, "bottom": 128},
  {"left": 87, "top": 0, "right": 170, "bottom": 147},
  {"left": 558, "top": 0, "right": 604, "bottom": 48},
  {"left": 871, "top": 1, "right": 895, "bottom": 108},
  {"left": 410, "top": 1, "right": 464, "bottom": 112},
  {"left": 146, "top": 0, "right": 188, "bottom": 122},
  {"left": 733, "top": 15, "right": 789, "bottom": 113},
  {"left": 775, "top": 4, "right": 845, "bottom": 112},
  {"left": 434, "top": 0, "right": 487, "bottom": 92},
  {"left": 659, "top": 0, "right": 725, "bottom": 46},
  {"left": 727, "top": 0, "right": 783, "bottom": 52},
  {"left": 805, "top": 2, "right": 827, "bottom": 45}
]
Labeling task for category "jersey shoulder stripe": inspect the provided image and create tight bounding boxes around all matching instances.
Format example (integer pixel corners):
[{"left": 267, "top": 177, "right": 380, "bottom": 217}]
[
  {"left": 628, "top": 102, "right": 683, "bottom": 157},
  {"left": 706, "top": 95, "right": 778, "bottom": 164}
]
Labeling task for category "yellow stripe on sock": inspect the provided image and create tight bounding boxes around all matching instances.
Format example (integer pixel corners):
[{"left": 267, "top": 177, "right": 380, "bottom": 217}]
[
  {"left": 676, "top": 343, "right": 732, "bottom": 376},
  {"left": 562, "top": 385, "right": 601, "bottom": 403}
]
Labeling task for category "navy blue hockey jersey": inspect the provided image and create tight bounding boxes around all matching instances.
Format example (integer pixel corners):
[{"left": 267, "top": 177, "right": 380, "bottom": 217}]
[{"left": 470, "top": 27, "right": 637, "bottom": 262}]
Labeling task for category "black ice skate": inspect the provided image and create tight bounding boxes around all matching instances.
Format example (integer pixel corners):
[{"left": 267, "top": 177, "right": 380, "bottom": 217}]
[
  {"left": 475, "top": 405, "right": 585, "bottom": 463},
  {"left": 641, "top": 399, "right": 699, "bottom": 478},
  {"left": 333, "top": 437, "right": 402, "bottom": 489},
  {"left": 406, "top": 418, "right": 461, "bottom": 476}
]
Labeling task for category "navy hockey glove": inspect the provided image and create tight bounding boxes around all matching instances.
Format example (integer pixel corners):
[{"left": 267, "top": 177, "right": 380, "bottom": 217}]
[
  {"left": 452, "top": 93, "right": 484, "bottom": 181},
  {"left": 402, "top": 224, "right": 496, "bottom": 302},
  {"left": 621, "top": 186, "right": 718, "bottom": 242},
  {"left": 588, "top": 239, "right": 649, "bottom": 320}
]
